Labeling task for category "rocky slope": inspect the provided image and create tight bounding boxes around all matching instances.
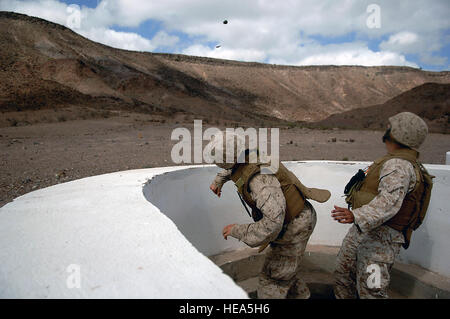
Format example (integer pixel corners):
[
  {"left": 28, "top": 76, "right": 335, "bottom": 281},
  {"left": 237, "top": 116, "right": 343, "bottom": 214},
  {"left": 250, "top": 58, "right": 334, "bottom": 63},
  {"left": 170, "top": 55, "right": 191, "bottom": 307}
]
[
  {"left": 314, "top": 83, "right": 450, "bottom": 133},
  {"left": 1, "top": 11, "right": 449, "bottom": 124}
]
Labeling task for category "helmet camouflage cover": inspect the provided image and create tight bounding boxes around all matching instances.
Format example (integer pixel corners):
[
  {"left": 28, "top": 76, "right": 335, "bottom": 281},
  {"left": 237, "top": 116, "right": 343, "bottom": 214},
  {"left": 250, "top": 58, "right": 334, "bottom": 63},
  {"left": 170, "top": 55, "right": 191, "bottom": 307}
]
[
  {"left": 388, "top": 112, "right": 428, "bottom": 149},
  {"left": 206, "top": 131, "right": 247, "bottom": 169}
]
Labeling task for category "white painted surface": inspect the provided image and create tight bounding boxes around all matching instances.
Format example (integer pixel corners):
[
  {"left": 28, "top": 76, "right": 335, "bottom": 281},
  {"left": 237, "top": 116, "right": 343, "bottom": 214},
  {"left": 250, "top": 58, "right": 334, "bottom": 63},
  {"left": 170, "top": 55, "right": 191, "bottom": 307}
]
[
  {"left": 144, "top": 166, "right": 251, "bottom": 256},
  {"left": 145, "top": 161, "right": 450, "bottom": 278},
  {"left": 143, "top": 162, "right": 358, "bottom": 254},
  {"left": 1, "top": 161, "right": 449, "bottom": 298},
  {"left": 446, "top": 151, "right": 450, "bottom": 165},
  {"left": 0, "top": 167, "right": 248, "bottom": 299}
]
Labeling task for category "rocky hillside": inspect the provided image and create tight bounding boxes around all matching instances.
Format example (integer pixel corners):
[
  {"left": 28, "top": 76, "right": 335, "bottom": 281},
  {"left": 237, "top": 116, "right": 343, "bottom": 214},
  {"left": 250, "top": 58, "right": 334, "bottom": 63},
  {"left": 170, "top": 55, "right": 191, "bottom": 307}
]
[
  {"left": 1, "top": 11, "right": 449, "bottom": 124},
  {"left": 313, "top": 83, "right": 450, "bottom": 133}
]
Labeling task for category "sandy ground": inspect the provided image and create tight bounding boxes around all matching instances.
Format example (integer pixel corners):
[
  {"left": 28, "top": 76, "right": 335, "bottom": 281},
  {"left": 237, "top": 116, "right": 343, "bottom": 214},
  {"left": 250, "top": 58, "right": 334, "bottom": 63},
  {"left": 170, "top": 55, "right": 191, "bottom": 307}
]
[{"left": 1, "top": 114, "right": 449, "bottom": 208}]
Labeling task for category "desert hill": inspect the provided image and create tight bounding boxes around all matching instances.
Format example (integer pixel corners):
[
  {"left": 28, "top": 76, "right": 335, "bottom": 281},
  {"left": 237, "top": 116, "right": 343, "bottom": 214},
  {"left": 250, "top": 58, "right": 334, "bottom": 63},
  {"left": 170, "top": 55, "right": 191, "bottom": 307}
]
[
  {"left": 1, "top": 11, "right": 449, "bottom": 126},
  {"left": 313, "top": 83, "right": 449, "bottom": 133}
]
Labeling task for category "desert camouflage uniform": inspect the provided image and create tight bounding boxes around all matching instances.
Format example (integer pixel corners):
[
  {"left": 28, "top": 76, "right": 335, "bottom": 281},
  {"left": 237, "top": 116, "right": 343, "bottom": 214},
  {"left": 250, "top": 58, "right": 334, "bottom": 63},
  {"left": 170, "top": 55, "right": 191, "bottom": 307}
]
[
  {"left": 213, "top": 169, "right": 316, "bottom": 299},
  {"left": 334, "top": 158, "right": 416, "bottom": 299}
]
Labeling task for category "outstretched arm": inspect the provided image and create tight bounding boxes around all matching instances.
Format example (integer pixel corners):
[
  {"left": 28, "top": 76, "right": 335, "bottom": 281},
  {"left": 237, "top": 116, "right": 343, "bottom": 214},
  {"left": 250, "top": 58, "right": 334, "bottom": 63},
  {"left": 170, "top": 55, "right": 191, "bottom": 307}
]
[{"left": 210, "top": 168, "right": 232, "bottom": 197}]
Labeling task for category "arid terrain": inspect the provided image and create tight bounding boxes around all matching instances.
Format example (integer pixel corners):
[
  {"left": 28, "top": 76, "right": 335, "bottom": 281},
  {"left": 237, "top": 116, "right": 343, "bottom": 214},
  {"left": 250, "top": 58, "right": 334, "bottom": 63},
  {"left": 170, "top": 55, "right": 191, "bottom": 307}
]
[
  {"left": 314, "top": 82, "right": 450, "bottom": 133},
  {"left": 1, "top": 11, "right": 450, "bottom": 126},
  {"left": 1, "top": 115, "right": 449, "bottom": 208},
  {"left": 1, "top": 12, "right": 449, "bottom": 208}
]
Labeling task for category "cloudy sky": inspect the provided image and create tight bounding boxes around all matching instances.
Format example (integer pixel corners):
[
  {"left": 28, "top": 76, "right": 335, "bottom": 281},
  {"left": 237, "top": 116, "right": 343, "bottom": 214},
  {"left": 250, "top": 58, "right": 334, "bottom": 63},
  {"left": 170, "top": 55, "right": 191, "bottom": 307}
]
[{"left": 1, "top": 0, "right": 449, "bottom": 71}]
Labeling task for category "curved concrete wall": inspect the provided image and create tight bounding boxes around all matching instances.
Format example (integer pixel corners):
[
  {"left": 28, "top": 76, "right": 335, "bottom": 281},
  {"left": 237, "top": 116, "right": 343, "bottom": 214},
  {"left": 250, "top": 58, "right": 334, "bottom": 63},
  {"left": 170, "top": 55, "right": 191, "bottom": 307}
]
[
  {"left": 0, "top": 168, "right": 248, "bottom": 298},
  {"left": 1, "top": 161, "right": 448, "bottom": 298},
  {"left": 144, "top": 166, "right": 250, "bottom": 256},
  {"left": 144, "top": 161, "right": 450, "bottom": 278}
]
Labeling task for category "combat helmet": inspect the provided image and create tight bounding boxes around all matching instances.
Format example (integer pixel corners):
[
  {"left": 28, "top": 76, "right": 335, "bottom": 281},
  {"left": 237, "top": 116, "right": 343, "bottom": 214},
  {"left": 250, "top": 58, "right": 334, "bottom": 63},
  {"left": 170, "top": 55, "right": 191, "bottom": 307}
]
[
  {"left": 387, "top": 112, "right": 428, "bottom": 149},
  {"left": 205, "top": 131, "right": 252, "bottom": 169}
]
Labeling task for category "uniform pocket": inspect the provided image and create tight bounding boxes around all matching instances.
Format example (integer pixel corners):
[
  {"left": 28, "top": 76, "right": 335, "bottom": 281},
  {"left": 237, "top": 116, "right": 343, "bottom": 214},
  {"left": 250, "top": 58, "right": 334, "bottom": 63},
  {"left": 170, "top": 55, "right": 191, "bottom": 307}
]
[
  {"left": 359, "top": 245, "right": 395, "bottom": 264},
  {"left": 357, "top": 235, "right": 401, "bottom": 265},
  {"left": 262, "top": 254, "right": 299, "bottom": 281}
]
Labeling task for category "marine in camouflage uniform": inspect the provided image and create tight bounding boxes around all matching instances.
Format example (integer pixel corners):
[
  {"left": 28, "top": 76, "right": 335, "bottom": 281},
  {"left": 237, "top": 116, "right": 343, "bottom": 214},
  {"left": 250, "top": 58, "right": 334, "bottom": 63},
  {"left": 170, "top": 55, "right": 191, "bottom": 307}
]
[
  {"left": 213, "top": 169, "right": 317, "bottom": 299},
  {"left": 209, "top": 132, "right": 330, "bottom": 299},
  {"left": 332, "top": 112, "right": 430, "bottom": 299}
]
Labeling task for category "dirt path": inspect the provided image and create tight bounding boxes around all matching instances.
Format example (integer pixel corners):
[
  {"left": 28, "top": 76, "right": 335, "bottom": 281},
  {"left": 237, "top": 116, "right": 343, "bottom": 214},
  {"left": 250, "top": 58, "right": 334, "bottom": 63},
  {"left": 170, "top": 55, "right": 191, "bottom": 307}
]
[{"left": 1, "top": 115, "right": 449, "bottom": 208}]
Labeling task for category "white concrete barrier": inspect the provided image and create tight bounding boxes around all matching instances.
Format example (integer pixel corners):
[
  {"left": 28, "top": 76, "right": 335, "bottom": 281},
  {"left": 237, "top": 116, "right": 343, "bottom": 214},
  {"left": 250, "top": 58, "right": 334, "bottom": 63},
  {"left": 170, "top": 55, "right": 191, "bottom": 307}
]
[
  {"left": 144, "top": 161, "right": 450, "bottom": 278},
  {"left": 0, "top": 161, "right": 449, "bottom": 298},
  {"left": 0, "top": 167, "right": 248, "bottom": 299}
]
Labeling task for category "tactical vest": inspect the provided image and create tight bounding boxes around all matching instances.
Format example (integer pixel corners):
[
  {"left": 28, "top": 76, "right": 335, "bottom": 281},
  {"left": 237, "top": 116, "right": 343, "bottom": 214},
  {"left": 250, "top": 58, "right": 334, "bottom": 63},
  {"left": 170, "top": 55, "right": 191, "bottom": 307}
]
[
  {"left": 345, "top": 148, "right": 434, "bottom": 249},
  {"left": 230, "top": 162, "right": 331, "bottom": 225}
]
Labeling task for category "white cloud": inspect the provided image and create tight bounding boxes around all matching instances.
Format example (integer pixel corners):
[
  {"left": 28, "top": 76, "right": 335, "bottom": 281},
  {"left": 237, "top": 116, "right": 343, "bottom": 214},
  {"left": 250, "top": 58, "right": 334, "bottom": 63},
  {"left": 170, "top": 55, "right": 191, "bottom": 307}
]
[
  {"left": 266, "top": 41, "right": 418, "bottom": 67},
  {"left": 419, "top": 53, "right": 447, "bottom": 66},
  {"left": 0, "top": 0, "right": 68, "bottom": 24},
  {"left": 77, "top": 29, "right": 180, "bottom": 52},
  {"left": 182, "top": 44, "right": 266, "bottom": 62},
  {"left": 151, "top": 31, "right": 180, "bottom": 49},
  {"left": 0, "top": 0, "right": 180, "bottom": 52},
  {"left": 384, "top": 32, "right": 419, "bottom": 46},
  {"left": 380, "top": 31, "right": 448, "bottom": 66},
  {"left": 295, "top": 48, "right": 417, "bottom": 68},
  {"left": 379, "top": 31, "right": 422, "bottom": 55},
  {"left": 79, "top": 28, "right": 156, "bottom": 51}
]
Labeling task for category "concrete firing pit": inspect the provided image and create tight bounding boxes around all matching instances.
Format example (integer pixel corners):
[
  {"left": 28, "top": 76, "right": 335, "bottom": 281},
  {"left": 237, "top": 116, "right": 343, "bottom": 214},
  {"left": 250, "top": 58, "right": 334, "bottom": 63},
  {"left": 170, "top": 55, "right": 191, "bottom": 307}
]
[
  {"left": 1, "top": 161, "right": 449, "bottom": 298},
  {"left": 144, "top": 161, "right": 450, "bottom": 299}
]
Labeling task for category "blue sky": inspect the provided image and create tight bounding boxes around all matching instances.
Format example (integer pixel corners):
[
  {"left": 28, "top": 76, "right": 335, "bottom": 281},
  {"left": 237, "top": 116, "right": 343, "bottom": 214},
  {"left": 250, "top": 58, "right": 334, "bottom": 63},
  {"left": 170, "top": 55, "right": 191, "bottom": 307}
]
[{"left": 1, "top": 0, "right": 449, "bottom": 71}]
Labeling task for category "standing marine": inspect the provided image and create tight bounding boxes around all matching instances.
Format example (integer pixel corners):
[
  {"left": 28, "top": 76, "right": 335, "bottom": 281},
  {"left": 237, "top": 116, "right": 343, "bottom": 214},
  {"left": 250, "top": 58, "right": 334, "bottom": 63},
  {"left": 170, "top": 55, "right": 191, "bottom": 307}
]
[
  {"left": 207, "top": 131, "right": 331, "bottom": 299},
  {"left": 332, "top": 112, "right": 434, "bottom": 299}
]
